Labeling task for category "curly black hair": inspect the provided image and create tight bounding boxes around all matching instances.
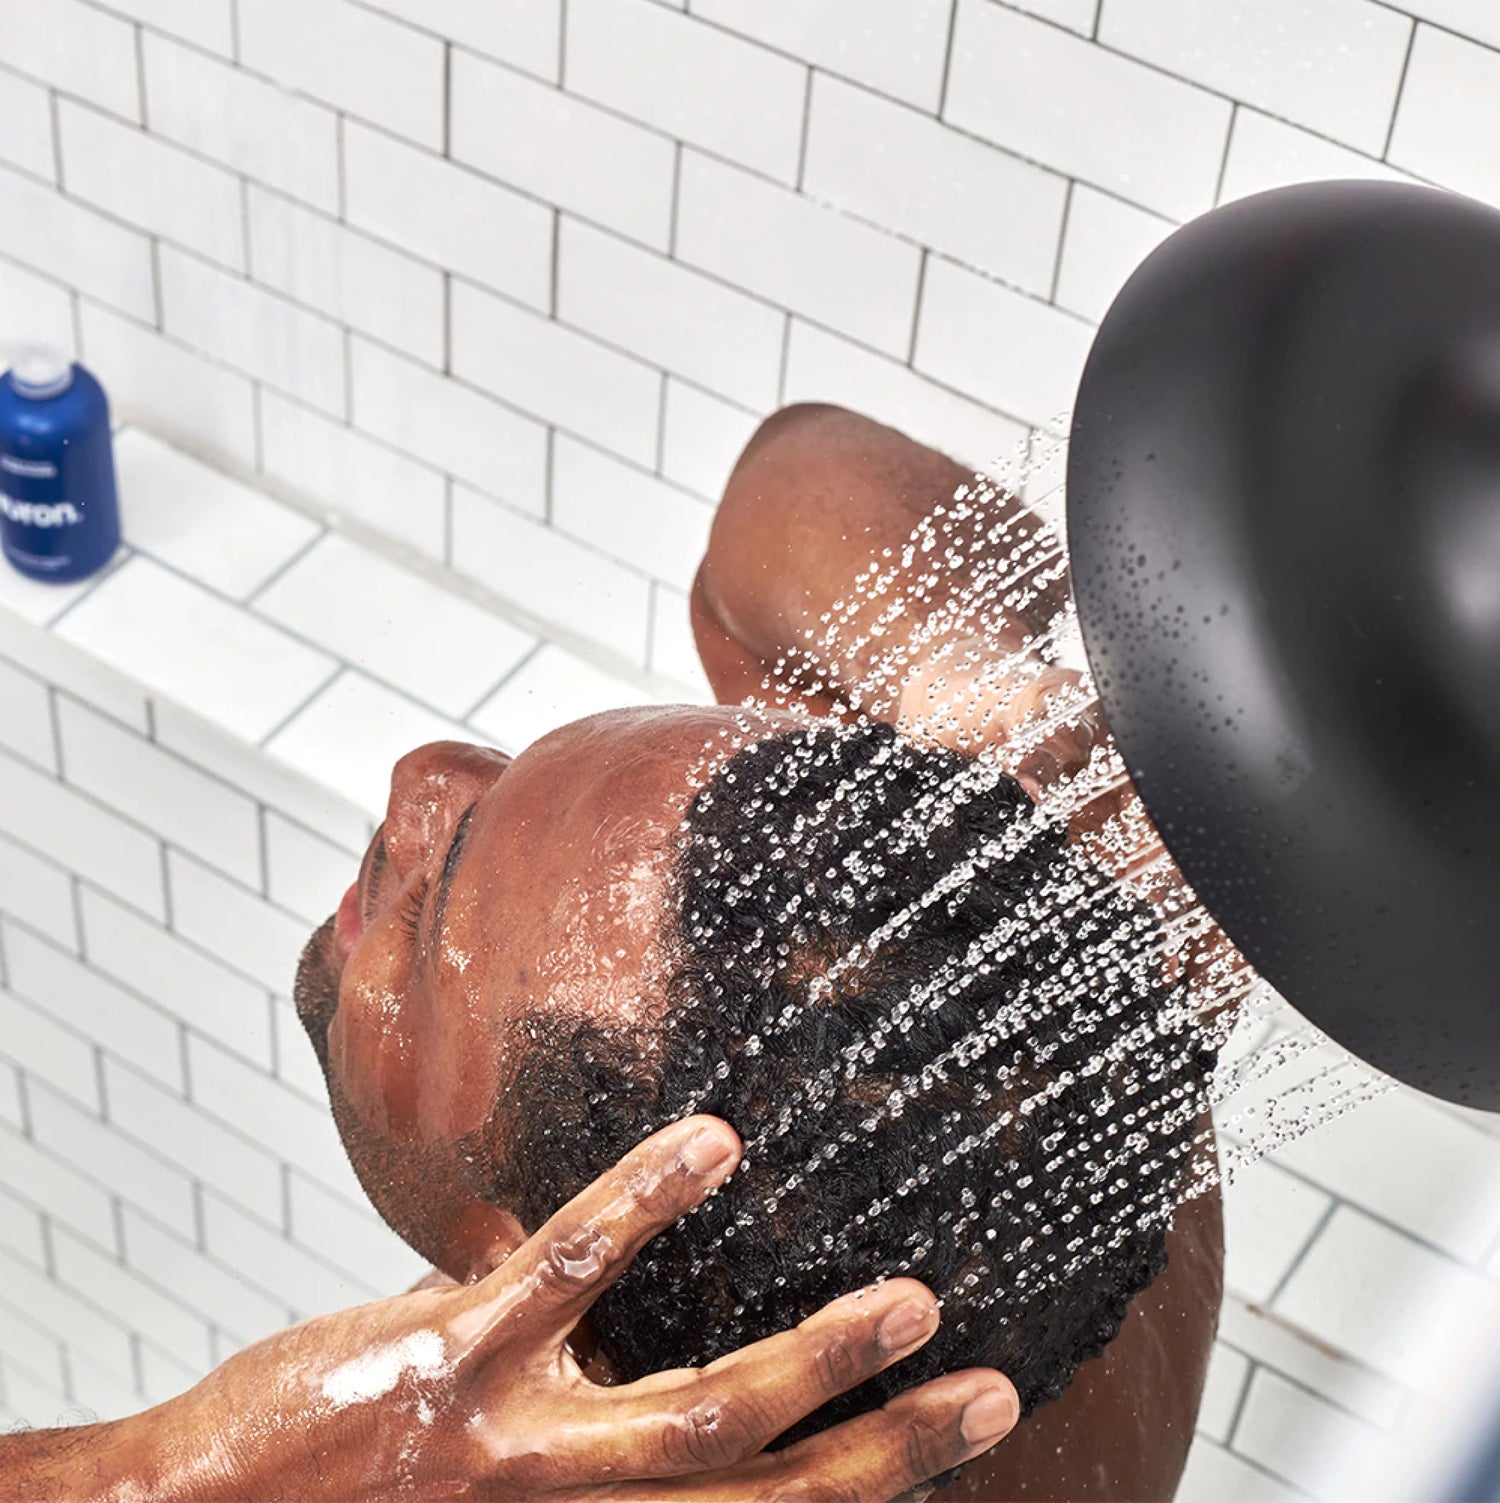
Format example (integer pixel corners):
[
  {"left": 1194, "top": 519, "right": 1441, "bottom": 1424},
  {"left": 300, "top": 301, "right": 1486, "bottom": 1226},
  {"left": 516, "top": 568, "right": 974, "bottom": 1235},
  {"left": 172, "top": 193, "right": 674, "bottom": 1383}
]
[{"left": 488, "top": 720, "right": 1214, "bottom": 1447}]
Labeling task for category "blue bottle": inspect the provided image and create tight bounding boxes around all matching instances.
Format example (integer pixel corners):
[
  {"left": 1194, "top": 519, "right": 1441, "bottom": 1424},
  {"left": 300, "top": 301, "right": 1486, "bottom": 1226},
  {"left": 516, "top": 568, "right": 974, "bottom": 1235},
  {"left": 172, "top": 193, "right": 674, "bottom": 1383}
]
[{"left": 0, "top": 350, "right": 121, "bottom": 584}]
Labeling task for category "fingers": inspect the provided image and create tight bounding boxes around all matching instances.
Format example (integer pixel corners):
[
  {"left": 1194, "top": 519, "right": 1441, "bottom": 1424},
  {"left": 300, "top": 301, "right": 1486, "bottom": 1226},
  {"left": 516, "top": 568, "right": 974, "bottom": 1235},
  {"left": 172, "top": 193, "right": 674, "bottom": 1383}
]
[
  {"left": 610, "top": 1368, "right": 1020, "bottom": 1502},
  {"left": 596, "top": 1278, "right": 942, "bottom": 1478},
  {"left": 458, "top": 1116, "right": 741, "bottom": 1352}
]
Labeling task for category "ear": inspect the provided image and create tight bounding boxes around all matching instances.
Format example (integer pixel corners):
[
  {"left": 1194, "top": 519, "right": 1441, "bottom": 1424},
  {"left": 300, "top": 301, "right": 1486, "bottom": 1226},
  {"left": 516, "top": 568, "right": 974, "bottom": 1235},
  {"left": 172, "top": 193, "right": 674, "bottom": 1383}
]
[{"left": 442, "top": 1199, "right": 529, "bottom": 1284}]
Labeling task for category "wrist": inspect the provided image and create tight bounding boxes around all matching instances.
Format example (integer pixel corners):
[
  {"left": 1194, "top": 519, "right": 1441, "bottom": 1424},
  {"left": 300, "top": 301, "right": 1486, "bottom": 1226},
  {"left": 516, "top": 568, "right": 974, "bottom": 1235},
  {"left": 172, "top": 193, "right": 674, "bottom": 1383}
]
[
  {"left": 110, "top": 1388, "right": 272, "bottom": 1503},
  {"left": 0, "top": 1409, "right": 191, "bottom": 1503}
]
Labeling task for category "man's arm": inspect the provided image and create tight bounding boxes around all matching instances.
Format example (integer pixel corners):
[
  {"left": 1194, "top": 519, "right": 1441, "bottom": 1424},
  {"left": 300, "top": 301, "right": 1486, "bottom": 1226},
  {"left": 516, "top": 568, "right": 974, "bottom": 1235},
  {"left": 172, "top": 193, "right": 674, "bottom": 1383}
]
[
  {"left": 694, "top": 403, "right": 1066, "bottom": 718},
  {"left": 0, "top": 1413, "right": 175, "bottom": 1503},
  {"left": 4, "top": 1119, "right": 1019, "bottom": 1503},
  {"left": 699, "top": 402, "right": 1250, "bottom": 1000}
]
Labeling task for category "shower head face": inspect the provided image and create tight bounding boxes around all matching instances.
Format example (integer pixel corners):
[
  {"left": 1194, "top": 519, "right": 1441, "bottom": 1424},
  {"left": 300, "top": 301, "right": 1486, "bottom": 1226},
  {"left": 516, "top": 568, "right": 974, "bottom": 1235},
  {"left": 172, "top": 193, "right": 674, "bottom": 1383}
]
[{"left": 1067, "top": 179, "right": 1500, "bottom": 1108}]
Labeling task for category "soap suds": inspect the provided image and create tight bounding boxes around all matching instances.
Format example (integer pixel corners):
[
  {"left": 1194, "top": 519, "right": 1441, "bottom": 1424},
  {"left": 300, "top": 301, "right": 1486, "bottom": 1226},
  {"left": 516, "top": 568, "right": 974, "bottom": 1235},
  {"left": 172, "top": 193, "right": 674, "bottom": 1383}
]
[{"left": 321, "top": 1330, "right": 449, "bottom": 1409}]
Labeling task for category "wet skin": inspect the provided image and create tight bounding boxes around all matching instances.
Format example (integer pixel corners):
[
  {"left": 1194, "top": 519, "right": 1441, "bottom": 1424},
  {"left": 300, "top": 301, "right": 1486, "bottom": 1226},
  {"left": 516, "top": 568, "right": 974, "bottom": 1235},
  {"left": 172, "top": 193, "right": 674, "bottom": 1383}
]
[
  {"left": 295, "top": 705, "right": 801, "bottom": 1280},
  {"left": 693, "top": 403, "right": 1225, "bottom": 1502},
  {"left": 293, "top": 402, "right": 1225, "bottom": 1501}
]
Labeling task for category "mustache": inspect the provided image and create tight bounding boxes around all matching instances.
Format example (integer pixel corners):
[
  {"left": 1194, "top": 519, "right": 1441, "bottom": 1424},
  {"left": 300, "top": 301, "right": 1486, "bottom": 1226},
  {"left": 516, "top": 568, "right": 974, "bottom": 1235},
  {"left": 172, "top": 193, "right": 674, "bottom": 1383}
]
[{"left": 293, "top": 918, "right": 341, "bottom": 1083}]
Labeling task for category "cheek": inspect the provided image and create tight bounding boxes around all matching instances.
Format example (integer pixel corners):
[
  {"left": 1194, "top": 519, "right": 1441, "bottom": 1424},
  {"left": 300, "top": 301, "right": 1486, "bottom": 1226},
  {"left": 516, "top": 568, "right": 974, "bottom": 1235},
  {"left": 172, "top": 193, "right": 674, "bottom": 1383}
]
[{"left": 331, "top": 947, "right": 427, "bottom": 1140}]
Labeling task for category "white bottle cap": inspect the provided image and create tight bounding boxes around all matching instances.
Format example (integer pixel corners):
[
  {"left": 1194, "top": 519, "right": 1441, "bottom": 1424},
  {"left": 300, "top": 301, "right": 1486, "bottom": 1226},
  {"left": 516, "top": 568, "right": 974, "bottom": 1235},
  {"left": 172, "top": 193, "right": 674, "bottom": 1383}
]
[{"left": 10, "top": 347, "right": 75, "bottom": 401}]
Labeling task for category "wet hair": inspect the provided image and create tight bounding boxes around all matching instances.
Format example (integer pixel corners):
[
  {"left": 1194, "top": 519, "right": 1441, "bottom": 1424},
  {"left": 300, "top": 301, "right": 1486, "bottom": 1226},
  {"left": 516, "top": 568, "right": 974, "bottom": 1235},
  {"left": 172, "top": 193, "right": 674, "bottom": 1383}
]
[{"left": 488, "top": 721, "right": 1214, "bottom": 1448}]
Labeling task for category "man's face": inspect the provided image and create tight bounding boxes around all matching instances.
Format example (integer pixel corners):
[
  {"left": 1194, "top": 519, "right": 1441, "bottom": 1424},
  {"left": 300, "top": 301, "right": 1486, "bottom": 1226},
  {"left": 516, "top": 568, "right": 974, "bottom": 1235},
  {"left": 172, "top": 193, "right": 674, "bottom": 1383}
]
[{"left": 294, "top": 703, "right": 783, "bottom": 1276}]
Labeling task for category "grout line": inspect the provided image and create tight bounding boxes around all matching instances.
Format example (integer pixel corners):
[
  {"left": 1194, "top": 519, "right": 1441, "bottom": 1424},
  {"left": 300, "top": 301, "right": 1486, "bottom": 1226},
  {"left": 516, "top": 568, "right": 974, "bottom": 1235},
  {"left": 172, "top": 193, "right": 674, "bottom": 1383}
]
[
  {"left": 47, "top": 687, "right": 65, "bottom": 779},
  {"left": 48, "top": 90, "right": 64, "bottom": 188},
  {"left": 906, "top": 249, "right": 929, "bottom": 367},
  {"left": 795, "top": 67, "right": 814, "bottom": 190},
  {"left": 667, "top": 142, "right": 684, "bottom": 258},
  {"left": 1213, "top": 103, "right": 1237, "bottom": 206},
  {"left": 654, "top": 372, "right": 670, "bottom": 474},
  {"left": 1222, "top": 1354, "right": 1257, "bottom": 1447},
  {"left": 158, "top": 843, "right": 174, "bottom": 931},
  {"left": 15, "top": 1070, "right": 33, "bottom": 1140},
  {"left": 266, "top": 993, "right": 281, "bottom": 1080},
  {"left": 1382, "top": 20, "right": 1418, "bottom": 161},
  {"left": 1253, "top": 1151, "right": 1472, "bottom": 1267},
  {"left": 549, "top": 209, "right": 561, "bottom": 317},
  {"left": 1220, "top": 1440, "right": 1319, "bottom": 1500},
  {"left": 149, "top": 238, "right": 164, "bottom": 331},
  {"left": 133, "top": 24, "right": 148, "bottom": 129},
  {"left": 938, "top": 0, "right": 961, "bottom": 117},
  {"left": 70, "top": 877, "right": 88, "bottom": 961},
  {"left": 1244, "top": 1352, "right": 1395, "bottom": 1431},
  {"left": 110, "top": 1194, "right": 126, "bottom": 1261},
  {"left": 543, "top": 427, "right": 557, "bottom": 524},
  {"left": 1265, "top": 1199, "right": 1339, "bottom": 1308},
  {"left": 39, "top": 547, "right": 134, "bottom": 636},
  {"left": 557, "top": 0, "right": 569, "bottom": 88},
  {"left": 644, "top": 581, "right": 659, "bottom": 672},
  {"left": 457, "top": 639, "right": 545, "bottom": 724},
  {"left": 255, "top": 664, "right": 345, "bottom": 751},
  {"left": 179, "top": 1026, "right": 193, "bottom": 1102},
  {"left": 342, "top": 328, "right": 354, "bottom": 421},
  {"left": 69, "top": 290, "right": 84, "bottom": 362},
  {"left": 776, "top": 311, "right": 793, "bottom": 404},
  {"left": 129, "top": 1332, "right": 144, "bottom": 1396},
  {"left": 1091, "top": 0, "right": 1103, "bottom": 41},
  {"left": 39, "top": 1217, "right": 57, "bottom": 1281},
  {"left": 442, "top": 42, "right": 453, "bottom": 159},
  {"left": 95, "top": 1048, "right": 110, "bottom": 1123},
  {"left": 1048, "top": 179, "right": 1075, "bottom": 304},
  {"left": 239, "top": 177, "right": 253, "bottom": 275},
  {"left": 442, "top": 272, "right": 453, "bottom": 375},
  {"left": 256, "top": 805, "right": 271, "bottom": 900},
  {"left": 251, "top": 383, "right": 265, "bottom": 473},
  {"left": 144, "top": 699, "right": 157, "bottom": 743},
  {"left": 442, "top": 475, "right": 455, "bottom": 569},
  {"left": 335, "top": 115, "right": 348, "bottom": 223},
  {"left": 229, "top": 0, "right": 241, "bottom": 63}
]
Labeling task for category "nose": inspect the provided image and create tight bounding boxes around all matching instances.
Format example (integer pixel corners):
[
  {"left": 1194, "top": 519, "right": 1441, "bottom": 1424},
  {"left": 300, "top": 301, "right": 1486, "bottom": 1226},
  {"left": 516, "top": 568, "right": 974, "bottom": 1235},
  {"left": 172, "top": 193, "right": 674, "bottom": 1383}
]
[{"left": 383, "top": 741, "right": 510, "bottom": 881}]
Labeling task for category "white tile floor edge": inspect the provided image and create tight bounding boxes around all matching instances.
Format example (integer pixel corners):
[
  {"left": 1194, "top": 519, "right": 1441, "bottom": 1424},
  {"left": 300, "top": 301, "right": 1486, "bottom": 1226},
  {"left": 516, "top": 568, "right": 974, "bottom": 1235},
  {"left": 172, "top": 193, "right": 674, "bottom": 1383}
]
[{"left": 2, "top": 429, "right": 1499, "bottom": 1502}]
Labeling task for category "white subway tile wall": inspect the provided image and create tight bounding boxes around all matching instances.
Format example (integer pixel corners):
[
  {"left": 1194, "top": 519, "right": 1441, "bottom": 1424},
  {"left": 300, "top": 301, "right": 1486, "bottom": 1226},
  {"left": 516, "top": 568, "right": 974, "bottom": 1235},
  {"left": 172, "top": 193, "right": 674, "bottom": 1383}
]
[
  {"left": 1, "top": 10, "right": 1500, "bottom": 1494},
  {"left": 0, "top": 0, "right": 1481, "bottom": 683},
  {"left": 0, "top": 64, "right": 65, "bottom": 182},
  {"left": 0, "top": 614, "right": 434, "bottom": 1427}
]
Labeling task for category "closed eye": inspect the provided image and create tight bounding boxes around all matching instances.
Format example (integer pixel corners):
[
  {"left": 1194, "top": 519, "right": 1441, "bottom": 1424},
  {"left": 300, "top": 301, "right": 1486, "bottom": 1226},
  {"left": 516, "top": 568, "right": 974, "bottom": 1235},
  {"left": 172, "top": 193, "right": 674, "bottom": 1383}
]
[{"left": 394, "top": 879, "right": 429, "bottom": 942}]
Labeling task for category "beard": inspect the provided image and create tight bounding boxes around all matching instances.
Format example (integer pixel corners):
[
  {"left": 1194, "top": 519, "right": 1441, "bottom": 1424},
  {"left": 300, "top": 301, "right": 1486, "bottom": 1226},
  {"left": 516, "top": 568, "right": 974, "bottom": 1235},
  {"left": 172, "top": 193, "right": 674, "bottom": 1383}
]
[
  {"left": 293, "top": 919, "right": 341, "bottom": 1083},
  {"left": 292, "top": 918, "right": 499, "bottom": 1277}
]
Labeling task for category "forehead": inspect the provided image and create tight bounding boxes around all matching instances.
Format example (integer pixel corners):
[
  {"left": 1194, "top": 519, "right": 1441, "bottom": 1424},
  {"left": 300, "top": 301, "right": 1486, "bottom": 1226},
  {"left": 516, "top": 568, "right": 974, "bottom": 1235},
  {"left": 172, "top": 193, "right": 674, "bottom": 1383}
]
[{"left": 439, "top": 704, "right": 789, "bottom": 1031}]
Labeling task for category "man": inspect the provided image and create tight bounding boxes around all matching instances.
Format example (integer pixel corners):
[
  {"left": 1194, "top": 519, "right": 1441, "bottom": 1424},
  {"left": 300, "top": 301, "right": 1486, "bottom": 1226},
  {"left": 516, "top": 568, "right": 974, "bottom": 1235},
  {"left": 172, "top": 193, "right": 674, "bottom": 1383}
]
[{"left": 289, "top": 404, "right": 1226, "bottom": 1500}]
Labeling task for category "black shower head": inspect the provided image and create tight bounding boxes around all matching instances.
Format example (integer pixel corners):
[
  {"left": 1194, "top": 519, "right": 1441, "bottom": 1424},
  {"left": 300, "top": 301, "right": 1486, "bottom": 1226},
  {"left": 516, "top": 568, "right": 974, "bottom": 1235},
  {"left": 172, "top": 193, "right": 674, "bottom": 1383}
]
[{"left": 1067, "top": 179, "right": 1500, "bottom": 1109}]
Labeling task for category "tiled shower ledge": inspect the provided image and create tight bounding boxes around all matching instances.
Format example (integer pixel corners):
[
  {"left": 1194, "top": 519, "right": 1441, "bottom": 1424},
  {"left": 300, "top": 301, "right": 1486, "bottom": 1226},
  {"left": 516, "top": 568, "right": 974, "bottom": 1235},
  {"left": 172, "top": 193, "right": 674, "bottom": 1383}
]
[{"left": 0, "top": 427, "right": 698, "bottom": 821}]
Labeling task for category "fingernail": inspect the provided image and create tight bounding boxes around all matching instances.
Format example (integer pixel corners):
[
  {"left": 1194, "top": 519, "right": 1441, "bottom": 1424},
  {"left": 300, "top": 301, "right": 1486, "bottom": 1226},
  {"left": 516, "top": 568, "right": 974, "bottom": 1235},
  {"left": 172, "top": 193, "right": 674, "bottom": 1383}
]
[
  {"left": 960, "top": 1385, "right": 1018, "bottom": 1446},
  {"left": 680, "top": 1124, "right": 736, "bottom": 1175},
  {"left": 878, "top": 1297, "right": 938, "bottom": 1355}
]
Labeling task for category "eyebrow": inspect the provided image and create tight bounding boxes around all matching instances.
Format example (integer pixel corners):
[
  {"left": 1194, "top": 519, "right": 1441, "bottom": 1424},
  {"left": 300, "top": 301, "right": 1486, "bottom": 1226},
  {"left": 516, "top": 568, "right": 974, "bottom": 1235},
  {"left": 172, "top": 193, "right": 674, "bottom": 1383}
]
[{"left": 431, "top": 804, "right": 477, "bottom": 949}]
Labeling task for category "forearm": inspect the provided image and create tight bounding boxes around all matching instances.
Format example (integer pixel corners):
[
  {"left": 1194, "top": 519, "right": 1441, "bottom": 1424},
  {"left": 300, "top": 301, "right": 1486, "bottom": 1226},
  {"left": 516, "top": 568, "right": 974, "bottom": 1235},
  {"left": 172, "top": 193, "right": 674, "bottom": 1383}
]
[
  {"left": 697, "top": 404, "right": 1065, "bottom": 714},
  {"left": 0, "top": 1402, "right": 218, "bottom": 1503}
]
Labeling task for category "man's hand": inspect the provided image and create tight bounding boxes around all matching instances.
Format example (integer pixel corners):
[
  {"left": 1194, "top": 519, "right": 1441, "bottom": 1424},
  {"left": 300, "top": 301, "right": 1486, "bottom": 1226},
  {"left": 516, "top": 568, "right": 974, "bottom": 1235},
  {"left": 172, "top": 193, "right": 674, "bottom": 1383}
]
[{"left": 59, "top": 1117, "right": 1016, "bottom": 1502}]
